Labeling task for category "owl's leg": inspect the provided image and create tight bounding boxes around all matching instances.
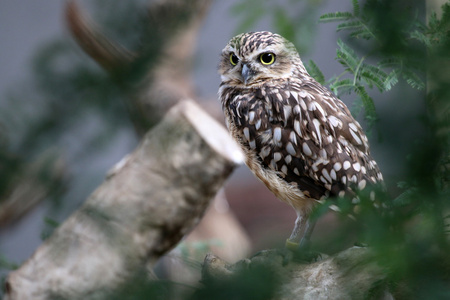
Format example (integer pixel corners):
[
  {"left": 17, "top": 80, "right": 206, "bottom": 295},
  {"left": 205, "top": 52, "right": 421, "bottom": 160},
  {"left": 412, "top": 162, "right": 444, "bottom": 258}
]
[
  {"left": 298, "top": 219, "right": 316, "bottom": 250},
  {"left": 285, "top": 213, "right": 307, "bottom": 250}
]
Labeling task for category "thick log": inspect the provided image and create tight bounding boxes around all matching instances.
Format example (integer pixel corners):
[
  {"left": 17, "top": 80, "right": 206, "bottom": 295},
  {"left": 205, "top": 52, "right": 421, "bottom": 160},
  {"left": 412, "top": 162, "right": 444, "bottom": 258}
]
[{"left": 4, "top": 100, "right": 243, "bottom": 300}]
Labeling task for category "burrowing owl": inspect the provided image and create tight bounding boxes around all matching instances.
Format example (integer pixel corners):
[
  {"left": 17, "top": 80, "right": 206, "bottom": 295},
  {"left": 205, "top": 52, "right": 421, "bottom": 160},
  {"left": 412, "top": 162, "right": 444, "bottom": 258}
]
[{"left": 218, "top": 31, "right": 383, "bottom": 249}]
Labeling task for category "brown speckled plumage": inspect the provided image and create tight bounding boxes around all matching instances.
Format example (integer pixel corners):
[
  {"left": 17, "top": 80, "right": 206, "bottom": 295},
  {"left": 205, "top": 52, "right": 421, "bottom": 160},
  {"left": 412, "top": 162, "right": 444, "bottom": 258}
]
[{"left": 218, "top": 31, "right": 383, "bottom": 246}]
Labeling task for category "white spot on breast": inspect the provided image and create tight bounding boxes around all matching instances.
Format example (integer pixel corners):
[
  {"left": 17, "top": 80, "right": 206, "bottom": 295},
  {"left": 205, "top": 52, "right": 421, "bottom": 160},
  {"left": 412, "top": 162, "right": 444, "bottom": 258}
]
[
  {"left": 358, "top": 179, "right": 366, "bottom": 190},
  {"left": 285, "top": 155, "right": 292, "bottom": 164},
  {"left": 350, "top": 175, "right": 357, "bottom": 183},
  {"left": 274, "top": 152, "right": 282, "bottom": 162},
  {"left": 361, "top": 166, "right": 367, "bottom": 174},
  {"left": 289, "top": 131, "right": 297, "bottom": 145},
  {"left": 308, "top": 101, "right": 316, "bottom": 111},
  {"left": 281, "top": 165, "right": 288, "bottom": 175},
  {"left": 270, "top": 159, "right": 276, "bottom": 169},
  {"left": 334, "top": 162, "right": 342, "bottom": 171},
  {"left": 283, "top": 105, "right": 292, "bottom": 121},
  {"left": 353, "top": 162, "right": 361, "bottom": 172},
  {"left": 249, "top": 111, "right": 255, "bottom": 123},
  {"left": 352, "top": 197, "right": 360, "bottom": 204},
  {"left": 312, "top": 118, "right": 322, "bottom": 146},
  {"left": 341, "top": 176, "right": 347, "bottom": 184},
  {"left": 293, "top": 105, "right": 301, "bottom": 115},
  {"left": 255, "top": 119, "right": 262, "bottom": 130},
  {"left": 343, "top": 161, "right": 351, "bottom": 170},
  {"left": 276, "top": 93, "right": 283, "bottom": 101},
  {"left": 330, "top": 169, "right": 337, "bottom": 180},
  {"left": 294, "top": 120, "right": 302, "bottom": 137},
  {"left": 322, "top": 168, "right": 332, "bottom": 182},
  {"left": 320, "top": 176, "right": 328, "bottom": 184},
  {"left": 330, "top": 204, "right": 341, "bottom": 211},
  {"left": 299, "top": 90, "right": 307, "bottom": 98},
  {"left": 274, "top": 127, "right": 282, "bottom": 143},
  {"left": 315, "top": 102, "right": 327, "bottom": 119},
  {"left": 328, "top": 115, "right": 340, "bottom": 128},
  {"left": 370, "top": 191, "right": 376, "bottom": 201},
  {"left": 300, "top": 99, "right": 307, "bottom": 111},
  {"left": 243, "top": 127, "right": 250, "bottom": 141},
  {"left": 319, "top": 149, "right": 327, "bottom": 159},
  {"left": 302, "top": 142, "right": 313, "bottom": 157},
  {"left": 249, "top": 140, "right": 256, "bottom": 149},
  {"left": 326, "top": 135, "right": 333, "bottom": 144},
  {"left": 349, "top": 122, "right": 358, "bottom": 132},
  {"left": 259, "top": 146, "right": 271, "bottom": 159},
  {"left": 294, "top": 168, "right": 300, "bottom": 175},
  {"left": 286, "top": 142, "right": 296, "bottom": 156},
  {"left": 350, "top": 130, "right": 363, "bottom": 145},
  {"left": 338, "top": 191, "right": 346, "bottom": 198}
]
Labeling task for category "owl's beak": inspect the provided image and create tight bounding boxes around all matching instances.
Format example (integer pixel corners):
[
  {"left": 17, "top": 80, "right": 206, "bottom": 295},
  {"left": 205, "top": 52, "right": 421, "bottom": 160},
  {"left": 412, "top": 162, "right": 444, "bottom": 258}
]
[{"left": 241, "top": 64, "right": 255, "bottom": 85}]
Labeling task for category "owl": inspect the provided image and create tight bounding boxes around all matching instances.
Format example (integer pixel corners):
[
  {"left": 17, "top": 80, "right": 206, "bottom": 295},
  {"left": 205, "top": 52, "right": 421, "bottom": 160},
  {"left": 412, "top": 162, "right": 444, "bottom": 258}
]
[{"left": 218, "top": 31, "right": 383, "bottom": 249}]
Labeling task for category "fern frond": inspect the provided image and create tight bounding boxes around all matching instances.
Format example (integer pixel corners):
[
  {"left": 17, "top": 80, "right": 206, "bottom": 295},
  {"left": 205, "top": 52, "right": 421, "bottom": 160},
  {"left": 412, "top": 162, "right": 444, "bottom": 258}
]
[
  {"left": 319, "top": 12, "right": 353, "bottom": 23},
  {"left": 354, "top": 85, "right": 377, "bottom": 122},
  {"left": 402, "top": 69, "right": 425, "bottom": 90},
  {"left": 350, "top": 97, "right": 364, "bottom": 117},
  {"left": 336, "top": 20, "right": 364, "bottom": 32},
  {"left": 349, "top": 27, "right": 374, "bottom": 40},
  {"left": 383, "top": 71, "right": 399, "bottom": 91},
  {"left": 378, "top": 57, "right": 402, "bottom": 69},
  {"left": 410, "top": 30, "right": 431, "bottom": 47},
  {"left": 305, "top": 60, "right": 325, "bottom": 85},
  {"left": 336, "top": 40, "right": 359, "bottom": 72},
  {"left": 359, "top": 64, "right": 389, "bottom": 92},
  {"left": 352, "top": 0, "right": 360, "bottom": 17},
  {"left": 330, "top": 79, "right": 354, "bottom": 96}
]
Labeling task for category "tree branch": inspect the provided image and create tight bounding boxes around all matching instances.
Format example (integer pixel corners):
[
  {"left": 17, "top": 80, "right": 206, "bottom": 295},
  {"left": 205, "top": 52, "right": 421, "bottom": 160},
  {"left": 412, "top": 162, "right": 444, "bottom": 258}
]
[{"left": 5, "top": 100, "right": 243, "bottom": 300}]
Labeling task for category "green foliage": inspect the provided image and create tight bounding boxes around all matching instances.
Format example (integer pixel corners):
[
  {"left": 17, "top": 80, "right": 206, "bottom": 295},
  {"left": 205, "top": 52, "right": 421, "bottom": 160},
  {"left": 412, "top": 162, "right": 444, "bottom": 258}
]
[
  {"left": 317, "top": 0, "right": 429, "bottom": 130},
  {"left": 305, "top": 60, "right": 325, "bottom": 85},
  {"left": 190, "top": 263, "right": 279, "bottom": 300},
  {"left": 232, "top": 0, "right": 327, "bottom": 54},
  {"left": 312, "top": 1, "right": 450, "bottom": 299}
]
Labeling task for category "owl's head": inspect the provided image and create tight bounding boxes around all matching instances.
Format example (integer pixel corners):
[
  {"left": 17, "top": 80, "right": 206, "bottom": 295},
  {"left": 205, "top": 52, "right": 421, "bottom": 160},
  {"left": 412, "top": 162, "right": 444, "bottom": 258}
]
[{"left": 219, "top": 31, "right": 305, "bottom": 87}]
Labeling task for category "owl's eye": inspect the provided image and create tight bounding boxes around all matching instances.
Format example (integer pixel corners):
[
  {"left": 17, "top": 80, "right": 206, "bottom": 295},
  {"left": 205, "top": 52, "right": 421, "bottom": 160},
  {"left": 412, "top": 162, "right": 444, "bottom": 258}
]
[
  {"left": 230, "top": 53, "right": 239, "bottom": 66},
  {"left": 260, "top": 53, "right": 276, "bottom": 65}
]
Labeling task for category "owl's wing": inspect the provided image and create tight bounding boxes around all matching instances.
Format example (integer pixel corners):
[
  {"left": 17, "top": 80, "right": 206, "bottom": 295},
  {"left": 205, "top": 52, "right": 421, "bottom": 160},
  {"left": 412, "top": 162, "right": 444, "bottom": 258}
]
[{"left": 227, "top": 82, "right": 383, "bottom": 200}]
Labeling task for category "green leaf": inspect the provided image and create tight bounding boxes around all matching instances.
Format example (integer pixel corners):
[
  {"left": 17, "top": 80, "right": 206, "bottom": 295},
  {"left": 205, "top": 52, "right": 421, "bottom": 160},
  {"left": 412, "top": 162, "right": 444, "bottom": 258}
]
[
  {"left": 319, "top": 12, "right": 353, "bottom": 23},
  {"left": 354, "top": 85, "right": 377, "bottom": 124},
  {"left": 305, "top": 60, "right": 325, "bottom": 85},
  {"left": 336, "top": 20, "right": 364, "bottom": 32},
  {"left": 402, "top": 69, "right": 425, "bottom": 90},
  {"left": 336, "top": 39, "right": 360, "bottom": 72},
  {"left": 410, "top": 30, "right": 431, "bottom": 47},
  {"left": 383, "top": 71, "right": 399, "bottom": 91},
  {"left": 359, "top": 64, "right": 389, "bottom": 92},
  {"left": 330, "top": 79, "right": 354, "bottom": 96},
  {"left": 349, "top": 27, "right": 374, "bottom": 40},
  {"left": 378, "top": 57, "right": 402, "bottom": 69},
  {"left": 352, "top": 0, "right": 360, "bottom": 17}
]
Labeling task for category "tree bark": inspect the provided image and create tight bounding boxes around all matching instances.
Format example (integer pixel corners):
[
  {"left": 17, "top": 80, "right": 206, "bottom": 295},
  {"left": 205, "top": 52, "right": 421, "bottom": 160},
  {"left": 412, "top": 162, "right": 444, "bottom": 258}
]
[
  {"left": 4, "top": 100, "right": 243, "bottom": 300},
  {"left": 202, "top": 247, "right": 393, "bottom": 300}
]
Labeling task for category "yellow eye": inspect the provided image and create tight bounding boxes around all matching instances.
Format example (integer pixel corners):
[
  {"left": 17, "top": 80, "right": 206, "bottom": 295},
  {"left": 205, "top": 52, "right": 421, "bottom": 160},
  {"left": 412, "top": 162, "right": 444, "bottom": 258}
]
[
  {"left": 260, "top": 53, "right": 276, "bottom": 65},
  {"left": 230, "top": 53, "right": 239, "bottom": 66}
]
